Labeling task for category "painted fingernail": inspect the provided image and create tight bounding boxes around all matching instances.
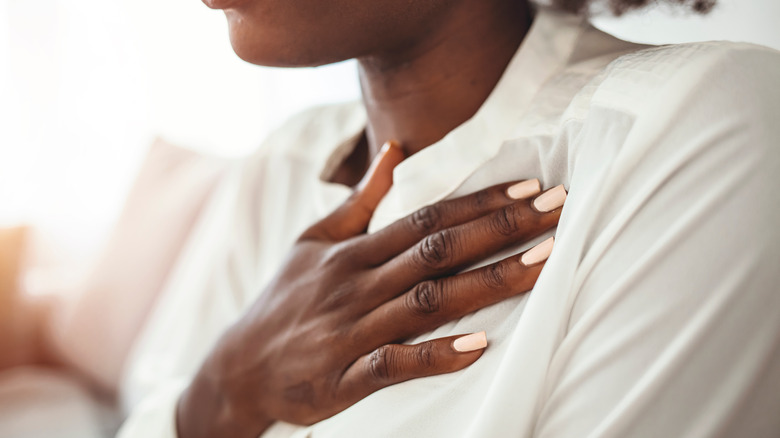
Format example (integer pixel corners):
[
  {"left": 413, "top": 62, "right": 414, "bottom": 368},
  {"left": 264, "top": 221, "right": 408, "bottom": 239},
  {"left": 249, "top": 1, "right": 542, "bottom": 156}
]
[
  {"left": 360, "top": 140, "right": 400, "bottom": 187},
  {"left": 506, "top": 178, "right": 541, "bottom": 200},
  {"left": 375, "top": 140, "right": 398, "bottom": 162},
  {"left": 381, "top": 139, "right": 400, "bottom": 153},
  {"left": 521, "top": 237, "right": 554, "bottom": 266},
  {"left": 452, "top": 331, "right": 488, "bottom": 353},
  {"left": 533, "top": 185, "right": 567, "bottom": 212}
]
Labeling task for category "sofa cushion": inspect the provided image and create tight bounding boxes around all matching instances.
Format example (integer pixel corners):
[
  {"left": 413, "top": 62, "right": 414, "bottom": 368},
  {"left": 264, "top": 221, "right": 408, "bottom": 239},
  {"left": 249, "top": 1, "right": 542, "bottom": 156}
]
[{"left": 49, "top": 138, "right": 230, "bottom": 393}]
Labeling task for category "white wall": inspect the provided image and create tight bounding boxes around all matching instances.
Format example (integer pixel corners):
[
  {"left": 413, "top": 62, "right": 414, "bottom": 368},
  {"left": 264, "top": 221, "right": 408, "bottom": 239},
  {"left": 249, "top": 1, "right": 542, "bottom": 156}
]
[
  {"left": 592, "top": 0, "right": 780, "bottom": 49},
  {"left": 0, "top": 0, "right": 776, "bottom": 294}
]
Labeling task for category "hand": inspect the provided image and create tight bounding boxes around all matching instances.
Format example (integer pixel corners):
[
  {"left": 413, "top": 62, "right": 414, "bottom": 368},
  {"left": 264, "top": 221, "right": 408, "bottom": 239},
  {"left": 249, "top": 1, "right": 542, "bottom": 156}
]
[{"left": 177, "top": 142, "right": 566, "bottom": 438}]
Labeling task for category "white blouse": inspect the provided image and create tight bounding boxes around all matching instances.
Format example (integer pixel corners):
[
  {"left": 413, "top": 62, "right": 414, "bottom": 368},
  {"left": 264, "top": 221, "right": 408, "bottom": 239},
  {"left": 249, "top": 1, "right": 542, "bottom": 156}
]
[{"left": 117, "top": 6, "right": 780, "bottom": 438}]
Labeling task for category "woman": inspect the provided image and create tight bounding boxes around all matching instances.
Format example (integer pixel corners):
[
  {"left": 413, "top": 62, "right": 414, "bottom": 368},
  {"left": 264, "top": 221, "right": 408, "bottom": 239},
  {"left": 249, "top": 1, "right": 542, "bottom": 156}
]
[{"left": 119, "top": 0, "right": 780, "bottom": 437}]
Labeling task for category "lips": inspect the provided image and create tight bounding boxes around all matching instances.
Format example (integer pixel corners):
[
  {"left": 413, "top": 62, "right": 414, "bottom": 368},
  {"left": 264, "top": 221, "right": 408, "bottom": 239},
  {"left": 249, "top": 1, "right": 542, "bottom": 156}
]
[{"left": 202, "top": 0, "right": 249, "bottom": 10}]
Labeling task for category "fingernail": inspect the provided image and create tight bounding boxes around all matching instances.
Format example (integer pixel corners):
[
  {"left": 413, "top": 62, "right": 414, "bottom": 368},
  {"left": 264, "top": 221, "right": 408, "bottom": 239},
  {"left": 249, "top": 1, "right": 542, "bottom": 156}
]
[
  {"left": 373, "top": 140, "right": 397, "bottom": 165},
  {"left": 379, "top": 140, "right": 399, "bottom": 155},
  {"left": 521, "top": 237, "right": 554, "bottom": 266},
  {"left": 533, "top": 185, "right": 567, "bottom": 212},
  {"left": 506, "top": 179, "right": 541, "bottom": 200},
  {"left": 360, "top": 140, "right": 400, "bottom": 190},
  {"left": 452, "top": 331, "right": 487, "bottom": 353}
]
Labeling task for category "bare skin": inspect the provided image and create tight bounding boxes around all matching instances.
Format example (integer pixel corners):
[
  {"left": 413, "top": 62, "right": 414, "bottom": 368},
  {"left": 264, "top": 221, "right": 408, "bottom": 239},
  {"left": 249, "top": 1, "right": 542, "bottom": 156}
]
[
  {"left": 178, "top": 143, "right": 563, "bottom": 437},
  {"left": 0, "top": 0, "right": 556, "bottom": 435},
  {"left": 358, "top": 0, "right": 532, "bottom": 159},
  {"left": 217, "top": 0, "right": 533, "bottom": 174},
  {"left": 175, "top": 0, "right": 548, "bottom": 436}
]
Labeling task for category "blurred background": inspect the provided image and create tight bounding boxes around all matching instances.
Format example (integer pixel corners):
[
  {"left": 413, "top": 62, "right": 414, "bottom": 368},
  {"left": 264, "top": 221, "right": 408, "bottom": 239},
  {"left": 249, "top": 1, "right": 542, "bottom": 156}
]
[{"left": 1, "top": 0, "right": 779, "bottom": 298}]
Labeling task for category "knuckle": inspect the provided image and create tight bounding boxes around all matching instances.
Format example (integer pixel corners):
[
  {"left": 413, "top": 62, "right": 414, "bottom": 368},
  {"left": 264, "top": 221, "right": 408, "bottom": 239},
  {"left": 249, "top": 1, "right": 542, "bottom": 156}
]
[
  {"left": 406, "top": 281, "right": 444, "bottom": 316},
  {"left": 481, "top": 262, "right": 507, "bottom": 290},
  {"left": 368, "top": 345, "right": 395, "bottom": 381},
  {"left": 472, "top": 187, "right": 494, "bottom": 209},
  {"left": 409, "top": 205, "right": 442, "bottom": 235},
  {"left": 321, "top": 243, "right": 349, "bottom": 267},
  {"left": 318, "top": 244, "right": 358, "bottom": 275},
  {"left": 415, "top": 231, "right": 453, "bottom": 270},
  {"left": 328, "top": 240, "right": 369, "bottom": 267},
  {"left": 415, "top": 341, "right": 436, "bottom": 369},
  {"left": 490, "top": 206, "right": 520, "bottom": 237},
  {"left": 298, "top": 225, "right": 323, "bottom": 242}
]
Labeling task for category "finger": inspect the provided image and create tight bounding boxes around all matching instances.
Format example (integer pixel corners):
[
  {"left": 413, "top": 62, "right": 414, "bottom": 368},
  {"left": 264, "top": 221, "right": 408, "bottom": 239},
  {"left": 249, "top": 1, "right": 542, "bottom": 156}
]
[
  {"left": 376, "top": 185, "right": 565, "bottom": 298},
  {"left": 350, "top": 178, "right": 542, "bottom": 265},
  {"left": 354, "top": 237, "right": 553, "bottom": 345},
  {"left": 301, "top": 140, "right": 405, "bottom": 242},
  {"left": 338, "top": 332, "right": 487, "bottom": 402}
]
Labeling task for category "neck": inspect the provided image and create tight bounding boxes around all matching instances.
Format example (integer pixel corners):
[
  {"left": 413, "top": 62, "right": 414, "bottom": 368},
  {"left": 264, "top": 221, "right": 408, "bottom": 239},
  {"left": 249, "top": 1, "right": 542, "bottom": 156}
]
[{"left": 358, "top": 1, "right": 533, "bottom": 160}]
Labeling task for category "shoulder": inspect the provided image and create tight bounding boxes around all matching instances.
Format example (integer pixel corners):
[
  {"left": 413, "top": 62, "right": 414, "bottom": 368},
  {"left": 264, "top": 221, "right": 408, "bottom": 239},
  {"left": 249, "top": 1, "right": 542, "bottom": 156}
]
[
  {"left": 562, "top": 41, "right": 780, "bottom": 246},
  {"left": 566, "top": 40, "right": 780, "bottom": 173},
  {"left": 616, "top": 39, "right": 780, "bottom": 72},
  {"left": 589, "top": 41, "right": 780, "bottom": 118}
]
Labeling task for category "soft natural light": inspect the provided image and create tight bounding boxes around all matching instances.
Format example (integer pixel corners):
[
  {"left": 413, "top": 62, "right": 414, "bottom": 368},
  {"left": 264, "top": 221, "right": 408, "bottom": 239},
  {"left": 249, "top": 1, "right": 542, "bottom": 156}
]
[{"left": 0, "top": 0, "right": 777, "bottom": 295}]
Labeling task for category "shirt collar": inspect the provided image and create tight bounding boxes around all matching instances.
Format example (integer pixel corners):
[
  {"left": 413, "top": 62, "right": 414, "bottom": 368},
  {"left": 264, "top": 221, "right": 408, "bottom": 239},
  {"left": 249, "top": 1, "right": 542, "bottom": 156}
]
[{"left": 318, "top": 7, "right": 589, "bottom": 232}]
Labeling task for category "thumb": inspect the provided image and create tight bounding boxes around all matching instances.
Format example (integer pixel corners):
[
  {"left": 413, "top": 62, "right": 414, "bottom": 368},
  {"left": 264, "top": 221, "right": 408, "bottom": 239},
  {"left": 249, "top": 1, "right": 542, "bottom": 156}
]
[{"left": 303, "top": 140, "right": 404, "bottom": 241}]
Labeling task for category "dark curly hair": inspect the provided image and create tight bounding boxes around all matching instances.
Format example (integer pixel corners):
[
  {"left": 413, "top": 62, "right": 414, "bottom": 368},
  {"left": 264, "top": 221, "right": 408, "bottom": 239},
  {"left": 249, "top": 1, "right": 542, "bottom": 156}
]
[{"left": 552, "top": 0, "right": 716, "bottom": 15}]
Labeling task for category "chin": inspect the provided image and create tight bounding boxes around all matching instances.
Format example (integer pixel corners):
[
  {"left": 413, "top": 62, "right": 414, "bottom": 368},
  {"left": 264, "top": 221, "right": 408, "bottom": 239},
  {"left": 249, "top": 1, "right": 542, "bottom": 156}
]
[{"left": 225, "top": 12, "right": 352, "bottom": 68}]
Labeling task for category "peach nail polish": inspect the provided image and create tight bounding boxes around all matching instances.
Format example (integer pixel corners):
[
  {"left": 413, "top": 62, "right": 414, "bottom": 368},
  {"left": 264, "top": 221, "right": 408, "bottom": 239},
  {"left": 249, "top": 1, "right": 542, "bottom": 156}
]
[
  {"left": 382, "top": 139, "right": 400, "bottom": 153},
  {"left": 521, "top": 237, "right": 554, "bottom": 266},
  {"left": 506, "top": 179, "right": 541, "bottom": 200},
  {"left": 375, "top": 140, "right": 396, "bottom": 161},
  {"left": 361, "top": 140, "right": 399, "bottom": 183},
  {"left": 533, "top": 185, "right": 567, "bottom": 212},
  {"left": 453, "top": 331, "right": 488, "bottom": 353}
]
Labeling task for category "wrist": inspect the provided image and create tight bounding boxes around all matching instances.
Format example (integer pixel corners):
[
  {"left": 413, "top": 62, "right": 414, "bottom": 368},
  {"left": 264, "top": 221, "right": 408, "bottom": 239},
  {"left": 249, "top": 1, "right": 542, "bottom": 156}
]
[{"left": 177, "top": 353, "right": 274, "bottom": 438}]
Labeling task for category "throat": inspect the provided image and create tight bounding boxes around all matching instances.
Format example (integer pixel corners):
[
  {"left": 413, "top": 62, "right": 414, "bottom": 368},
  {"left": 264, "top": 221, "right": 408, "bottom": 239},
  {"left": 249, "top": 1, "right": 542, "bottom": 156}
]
[{"left": 356, "top": 0, "right": 533, "bottom": 163}]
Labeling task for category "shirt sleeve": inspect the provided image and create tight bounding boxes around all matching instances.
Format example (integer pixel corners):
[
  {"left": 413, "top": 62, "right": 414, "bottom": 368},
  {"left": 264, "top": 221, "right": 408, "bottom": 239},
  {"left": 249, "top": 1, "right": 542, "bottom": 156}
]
[
  {"left": 533, "top": 44, "right": 780, "bottom": 437},
  {"left": 115, "top": 380, "right": 187, "bottom": 438},
  {"left": 115, "top": 380, "right": 308, "bottom": 438}
]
